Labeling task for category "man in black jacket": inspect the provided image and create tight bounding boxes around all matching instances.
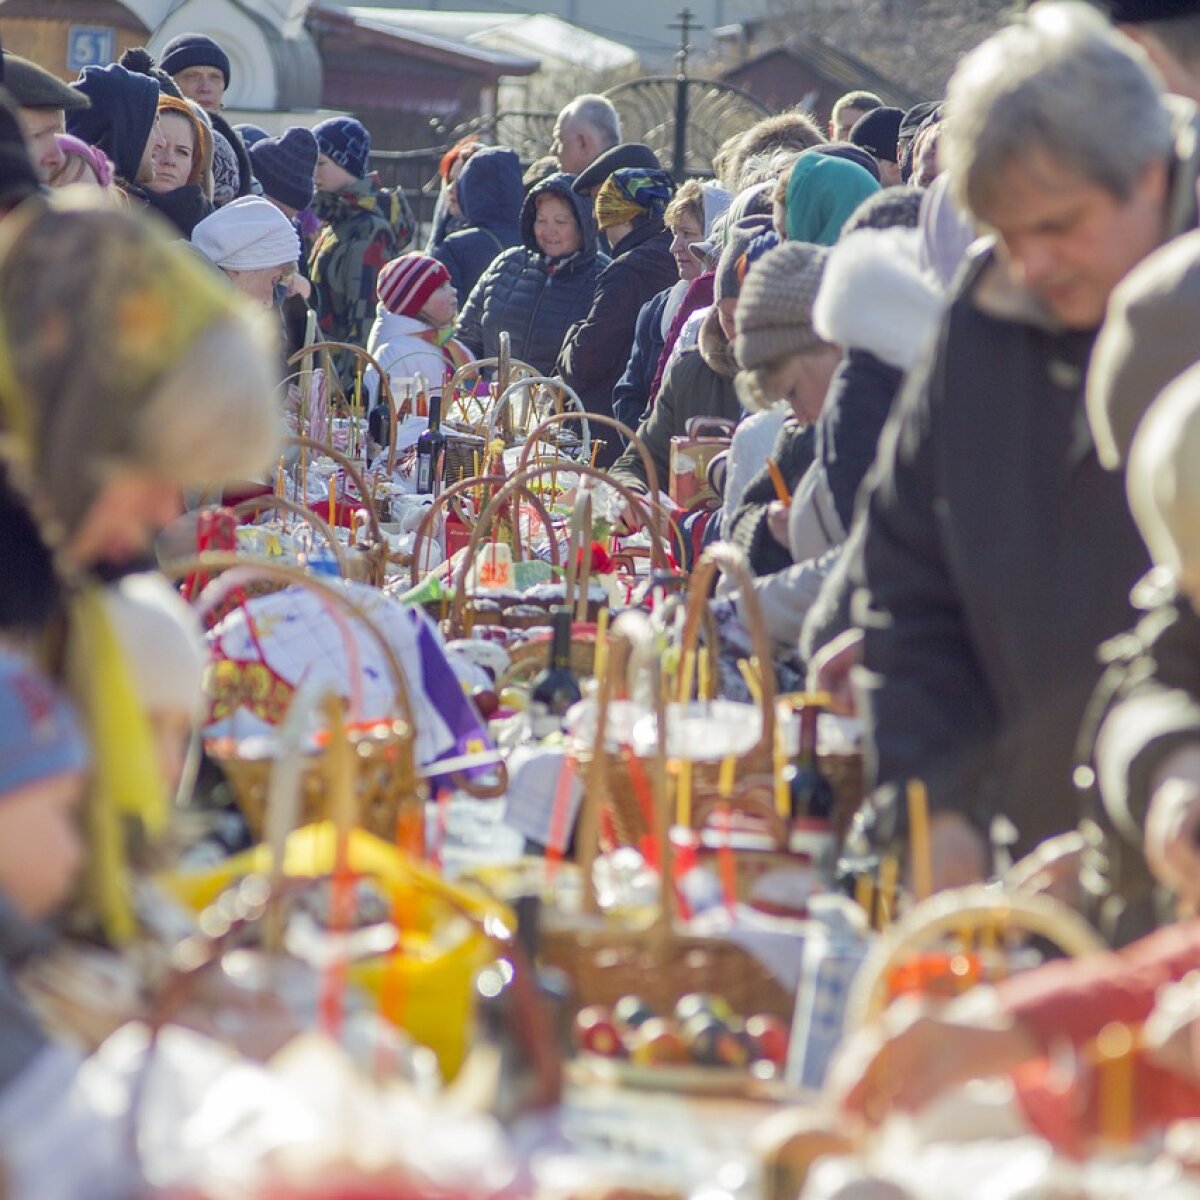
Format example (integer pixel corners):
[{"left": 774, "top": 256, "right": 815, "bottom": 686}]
[{"left": 848, "top": 1, "right": 1200, "bottom": 885}]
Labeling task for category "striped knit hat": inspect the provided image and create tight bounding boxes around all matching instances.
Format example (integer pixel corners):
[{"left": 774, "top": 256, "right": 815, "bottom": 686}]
[{"left": 377, "top": 253, "right": 451, "bottom": 318}]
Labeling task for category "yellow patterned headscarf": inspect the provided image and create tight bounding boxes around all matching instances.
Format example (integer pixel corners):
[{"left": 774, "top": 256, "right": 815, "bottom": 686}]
[
  {"left": 593, "top": 167, "right": 676, "bottom": 232},
  {"left": 0, "top": 193, "right": 271, "bottom": 943},
  {"left": 0, "top": 190, "right": 241, "bottom": 538}
]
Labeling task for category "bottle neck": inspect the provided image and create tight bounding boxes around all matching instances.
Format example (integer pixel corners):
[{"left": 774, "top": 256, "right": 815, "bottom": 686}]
[
  {"left": 426, "top": 394, "right": 442, "bottom": 432},
  {"left": 796, "top": 704, "right": 820, "bottom": 769},
  {"left": 549, "top": 608, "right": 572, "bottom": 668}
]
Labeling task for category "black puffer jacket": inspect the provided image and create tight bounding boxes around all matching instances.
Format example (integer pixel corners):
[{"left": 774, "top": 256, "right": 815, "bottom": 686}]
[
  {"left": 559, "top": 217, "right": 678, "bottom": 466},
  {"left": 455, "top": 173, "right": 607, "bottom": 376}
]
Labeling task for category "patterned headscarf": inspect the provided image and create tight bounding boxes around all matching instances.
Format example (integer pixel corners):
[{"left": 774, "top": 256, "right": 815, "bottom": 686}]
[
  {"left": 0, "top": 192, "right": 256, "bottom": 538},
  {"left": 594, "top": 167, "right": 676, "bottom": 231}
]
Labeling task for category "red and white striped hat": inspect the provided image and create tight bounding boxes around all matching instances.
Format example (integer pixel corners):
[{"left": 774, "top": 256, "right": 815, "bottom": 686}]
[{"left": 377, "top": 253, "right": 451, "bottom": 317}]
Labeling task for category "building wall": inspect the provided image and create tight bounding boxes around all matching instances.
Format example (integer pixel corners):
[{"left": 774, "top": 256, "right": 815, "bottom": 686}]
[{"left": 0, "top": 1, "right": 148, "bottom": 80}]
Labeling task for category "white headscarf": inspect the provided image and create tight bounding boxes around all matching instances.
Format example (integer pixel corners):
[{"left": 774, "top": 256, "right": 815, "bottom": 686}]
[{"left": 192, "top": 195, "right": 300, "bottom": 271}]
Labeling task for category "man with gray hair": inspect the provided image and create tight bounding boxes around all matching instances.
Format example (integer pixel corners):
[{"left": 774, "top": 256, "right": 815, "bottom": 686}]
[
  {"left": 829, "top": 89, "right": 883, "bottom": 141},
  {"left": 845, "top": 1, "right": 1200, "bottom": 924},
  {"left": 552, "top": 94, "right": 621, "bottom": 176}
]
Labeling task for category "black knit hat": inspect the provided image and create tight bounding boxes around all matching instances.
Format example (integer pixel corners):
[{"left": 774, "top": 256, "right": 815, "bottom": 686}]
[
  {"left": 1107, "top": 0, "right": 1200, "bottom": 18},
  {"left": 3, "top": 51, "right": 90, "bottom": 111},
  {"left": 849, "top": 106, "right": 904, "bottom": 163},
  {"left": 160, "top": 33, "right": 231, "bottom": 88},
  {"left": 250, "top": 126, "right": 318, "bottom": 211},
  {"left": 118, "top": 46, "right": 183, "bottom": 100}
]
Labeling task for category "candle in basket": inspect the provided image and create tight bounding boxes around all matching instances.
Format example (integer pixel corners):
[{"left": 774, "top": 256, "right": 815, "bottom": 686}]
[{"left": 327, "top": 473, "right": 337, "bottom": 527}]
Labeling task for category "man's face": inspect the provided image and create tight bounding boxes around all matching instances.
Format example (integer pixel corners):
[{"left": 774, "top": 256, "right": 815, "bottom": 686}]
[
  {"left": 832, "top": 106, "right": 867, "bottom": 142},
  {"left": 173, "top": 65, "right": 225, "bottom": 113},
  {"left": 552, "top": 116, "right": 594, "bottom": 175},
  {"left": 979, "top": 150, "right": 1168, "bottom": 330},
  {"left": 877, "top": 158, "right": 903, "bottom": 188},
  {"left": 16, "top": 107, "right": 64, "bottom": 183}
]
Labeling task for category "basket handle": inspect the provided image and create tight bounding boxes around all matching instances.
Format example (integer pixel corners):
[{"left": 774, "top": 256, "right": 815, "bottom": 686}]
[
  {"left": 230, "top": 495, "right": 349, "bottom": 578},
  {"left": 683, "top": 416, "right": 736, "bottom": 440},
  {"left": 517, "top": 410, "right": 656, "bottom": 504},
  {"left": 483, "top": 377, "right": 589, "bottom": 455},
  {"left": 164, "top": 554, "right": 415, "bottom": 731},
  {"left": 408, "top": 475, "right": 561, "bottom": 592},
  {"left": 286, "top": 435, "right": 388, "bottom": 586},
  {"left": 287, "top": 341, "right": 401, "bottom": 476},
  {"left": 691, "top": 777, "right": 789, "bottom": 848},
  {"left": 680, "top": 542, "right": 777, "bottom": 756}
]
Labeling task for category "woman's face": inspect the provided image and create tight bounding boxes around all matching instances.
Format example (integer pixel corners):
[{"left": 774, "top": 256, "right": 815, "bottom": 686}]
[
  {"left": 151, "top": 112, "right": 196, "bottom": 193},
  {"left": 533, "top": 192, "right": 582, "bottom": 258},
  {"left": 764, "top": 345, "right": 843, "bottom": 424},
  {"left": 225, "top": 262, "right": 294, "bottom": 308},
  {"left": 65, "top": 469, "right": 183, "bottom": 567},
  {"left": 137, "top": 115, "right": 167, "bottom": 186},
  {"left": 669, "top": 211, "right": 705, "bottom": 281}
]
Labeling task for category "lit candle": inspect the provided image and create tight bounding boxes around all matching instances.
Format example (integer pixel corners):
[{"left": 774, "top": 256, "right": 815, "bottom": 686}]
[
  {"left": 593, "top": 606, "right": 609, "bottom": 683},
  {"left": 907, "top": 779, "right": 933, "bottom": 903},
  {"left": 676, "top": 758, "right": 693, "bottom": 828}
]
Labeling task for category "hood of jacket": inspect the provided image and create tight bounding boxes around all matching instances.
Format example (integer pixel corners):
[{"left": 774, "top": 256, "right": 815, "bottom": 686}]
[
  {"left": 812, "top": 226, "right": 945, "bottom": 372},
  {"left": 370, "top": 308, "right": 438, "bottom": 345},
  {"left": 456, "top": 146, "right": 523, "bottom": 232},
  {"left": 697, "top": 304, "right": 739, "bottom": 379},
  {"left": 520, "top": 171, "right": 600, "bottom": 271},
  {"left": 313, "top": 172, "right": 408, "bottom": 235}
]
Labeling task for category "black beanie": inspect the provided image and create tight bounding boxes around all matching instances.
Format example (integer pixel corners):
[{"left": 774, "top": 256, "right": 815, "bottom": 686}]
[
  {"left": 67, "top": 64, "right": 160, "bottom": 186},
  {"left": 160, "top": 33, "right": 231, "bottom": 88},
  {"left": 849, "top": 106, "right": 904, "bottom": 163},
  {"left": 250, "top": 126, "right": 318, "bottom": 211}
]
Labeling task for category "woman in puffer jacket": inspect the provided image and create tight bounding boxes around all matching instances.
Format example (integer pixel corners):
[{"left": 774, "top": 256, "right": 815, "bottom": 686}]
[{"left": 455, "top": 172, "right": 607, "bottom": 376}]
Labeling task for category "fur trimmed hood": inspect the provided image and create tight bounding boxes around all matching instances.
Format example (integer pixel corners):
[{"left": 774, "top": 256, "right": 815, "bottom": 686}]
[{"left": 812, "top": 226, "right": 943, "bottom": 372}]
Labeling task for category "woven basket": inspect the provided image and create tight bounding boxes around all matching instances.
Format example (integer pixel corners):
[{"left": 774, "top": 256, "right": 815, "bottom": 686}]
[
  {"left": 169, "top": 556, "right": 422, "bottom": 847},
  {"left": 845, "top": 884, "right": 1107, "bottom": 1030},
  {"left": 540, "top": 615, "right": 800, "bottom": 1026}
]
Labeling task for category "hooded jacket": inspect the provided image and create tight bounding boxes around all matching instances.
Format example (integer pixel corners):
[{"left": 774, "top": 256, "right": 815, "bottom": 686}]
[
  {"left": 608, "top": 306, "right": 742, "bottom": 497},
  {"left": 66, "top": 63, "right": 158, "bottom": 189},
  {"left": 850, "top": 107, "right": 1200, "bottom": 860},
  {"left": 309, "top": 173, "right": 416, "bottom": 383},
  {"left": 432, "top": 146, "right": 523, "bottom": 305},
  {"left": 558, "top": 214, "right": 679, "bottom": 466},
  {"left": 455, "top": 173, "right": 607, "bottom": 376}
]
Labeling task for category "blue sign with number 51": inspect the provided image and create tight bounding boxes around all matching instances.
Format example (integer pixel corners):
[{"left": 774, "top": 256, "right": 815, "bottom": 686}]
[{"left": 68, "top": 26, "right": 116, "bottom": 72}]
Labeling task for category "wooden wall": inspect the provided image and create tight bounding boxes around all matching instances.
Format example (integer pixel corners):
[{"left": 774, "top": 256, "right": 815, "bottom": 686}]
[{"left": 0, "top": 3, "right": 149, "bottom": 80}]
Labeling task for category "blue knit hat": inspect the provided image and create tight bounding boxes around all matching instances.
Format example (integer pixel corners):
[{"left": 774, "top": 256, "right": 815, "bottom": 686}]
[
  {"left": 159, "top": 33, "right": 231, "bottom": 89},
  {"left": 67, "top": 63, "right": 160, "bottom": 186},
  {"left": 313, "top": 116, "right": 371, "bottom": 181},
  {"left": 250, "top": 126, "right": 317, "bottom": 211},
  {"left": 0, "top": 652, "right": 89, "bottom": 796}
]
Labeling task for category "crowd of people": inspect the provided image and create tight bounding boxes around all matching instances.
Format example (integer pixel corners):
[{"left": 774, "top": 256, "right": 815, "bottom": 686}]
[{"left": 5, "top": 0, "right": 1200, "bottom": 1191}]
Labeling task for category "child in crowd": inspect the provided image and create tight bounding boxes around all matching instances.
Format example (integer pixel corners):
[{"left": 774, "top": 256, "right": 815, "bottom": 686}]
[{"left": 365, "top": 252, "right": 474, "bottom": 439}]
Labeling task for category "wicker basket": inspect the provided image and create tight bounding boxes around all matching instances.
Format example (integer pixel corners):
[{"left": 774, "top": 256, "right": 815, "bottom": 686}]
[
  {"left": 845, "top": 884, "right": 1107, "bottom": 1030},
  {"left": 540, "top": 615, "right": 800, "bottom": 1026},
  {"left": 168, "top": 556, "right": 422, "bottom": 847}
]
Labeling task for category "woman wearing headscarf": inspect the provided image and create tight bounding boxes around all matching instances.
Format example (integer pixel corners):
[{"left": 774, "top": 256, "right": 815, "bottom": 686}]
[
  {"left": 558, "top": 166, "right": 679, "bottom": 466},
  {"left": 0, "top": 191, "right": 279, "bottom": 942},
  {"left": 784, "top": 151, "right": 880, "bottom": 245},
  {"left": 192, "top": 194, "right": 302, "bottom": 308}
]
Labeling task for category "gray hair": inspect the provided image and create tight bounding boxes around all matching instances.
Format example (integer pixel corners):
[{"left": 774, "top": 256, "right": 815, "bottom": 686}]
[
  {"left": 558, "top": 94, "right": 621, "bottom": 150},
  {"left": 944, "top": 1, "right": 1171, "bottom": 221},
  {"left": 739, "top": 147, "right": 802, "bottom": 190}
]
